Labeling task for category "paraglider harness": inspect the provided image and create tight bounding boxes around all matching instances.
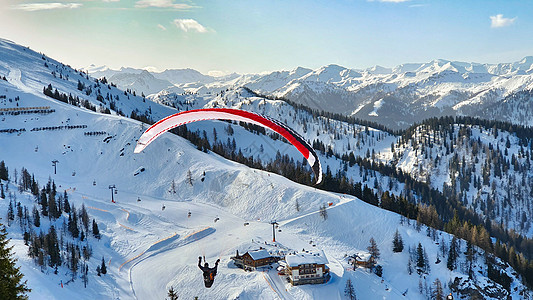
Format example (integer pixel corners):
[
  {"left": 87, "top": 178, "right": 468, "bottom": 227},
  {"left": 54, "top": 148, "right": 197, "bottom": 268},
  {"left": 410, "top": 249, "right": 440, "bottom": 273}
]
[
  {"left": 446, "top": 294, "right": 454, "bottom": 300},
  {"left": 198, "top": 256, "right": 220, "bottom": 288}
]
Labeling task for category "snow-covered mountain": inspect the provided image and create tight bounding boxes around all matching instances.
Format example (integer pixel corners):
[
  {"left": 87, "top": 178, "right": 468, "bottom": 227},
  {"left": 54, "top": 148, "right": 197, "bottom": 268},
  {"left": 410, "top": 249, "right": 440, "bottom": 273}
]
[
  {"left": 93, "top": 56, "right": 533, "bottom": 130},
  {"left": 2, "top": 38, "right": 533, "bottom": 299},
  {"left": 87, "top": 65, "right": 240, "bottom": 97}
]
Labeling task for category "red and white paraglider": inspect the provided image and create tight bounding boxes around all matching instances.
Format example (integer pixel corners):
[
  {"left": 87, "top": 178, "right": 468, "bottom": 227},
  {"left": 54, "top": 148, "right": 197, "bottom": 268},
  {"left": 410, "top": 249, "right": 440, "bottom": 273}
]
[{"left": 134, "top": 108, "right": 322, "bottom": 184}]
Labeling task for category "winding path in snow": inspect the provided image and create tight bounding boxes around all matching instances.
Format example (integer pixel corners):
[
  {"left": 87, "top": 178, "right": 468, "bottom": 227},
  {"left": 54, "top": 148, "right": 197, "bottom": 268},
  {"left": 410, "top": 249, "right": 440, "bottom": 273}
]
[
  {"left": 124, "top": 227, "right": 215, "bottom": 299},
  {"left": 263, "top": 270, "right": 295, "bottom": 300}
]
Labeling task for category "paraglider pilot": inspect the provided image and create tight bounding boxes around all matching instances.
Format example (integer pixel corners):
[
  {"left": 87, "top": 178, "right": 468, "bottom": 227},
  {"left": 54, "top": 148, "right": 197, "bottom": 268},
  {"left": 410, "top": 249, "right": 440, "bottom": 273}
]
[{"left": 198, "top": 256, "right": 220, "bottom": 288}]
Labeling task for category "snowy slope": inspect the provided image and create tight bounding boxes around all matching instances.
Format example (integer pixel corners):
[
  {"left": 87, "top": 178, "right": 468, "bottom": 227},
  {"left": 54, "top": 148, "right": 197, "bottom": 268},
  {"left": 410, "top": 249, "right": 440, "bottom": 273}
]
[{"left": 1, "top": 38, "right": 531, "bottom": 300}]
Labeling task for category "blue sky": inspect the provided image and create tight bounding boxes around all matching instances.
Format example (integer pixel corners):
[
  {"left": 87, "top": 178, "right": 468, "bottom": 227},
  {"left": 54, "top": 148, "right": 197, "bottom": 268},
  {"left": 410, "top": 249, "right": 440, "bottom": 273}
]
[{"left": 0, "top": 0, "right": 531, "bottom": 74}]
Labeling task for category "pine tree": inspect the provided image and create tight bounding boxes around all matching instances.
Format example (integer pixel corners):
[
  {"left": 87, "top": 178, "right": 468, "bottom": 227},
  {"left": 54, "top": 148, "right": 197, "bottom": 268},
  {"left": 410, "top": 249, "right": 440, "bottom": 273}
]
[
  {"left": 63, "top": 192, "right": 70, "bottom": 214},
  {"left": 392, "top": 229, "right": 404, "bottom": 253},
  {"left": 416, "top": 243, "right": 426, "bottom": 275},
  {"left": 80, "top": 204, "right": 89, "bottom": 232},
  {"left": 8, "top": 200, "right": 15, "bottom": 226},
  {"left": 47, "top": 226, "right": 61, "bottom": 268},
  {"left": 344, "top": 279, "right": 356, "bottom": 300},
  {"left": 92, "top": 219, "right": 100, "bottom": 239},
  {"left": 167, "top": 286, "right": 179, "bottom": 300},
  {"left": 465, "top": 240, "right": 475, "bottom": 279},
  {"left": 186, "top": 170, "right": 193, "bottom": 186},
  {"left": 100, "top": 256, "right": 107, "bottom": 275},
  {"left": 69, "top": 244, "right": 79, "bottom": 280},
  {"left": 319, "top": 204, "right": 328, "bottom": 220},
  {"left": 0, "top": 222, "right": 31, "bottom": 299},
  {"left": 0, "top": 160, "right": 8, "bottom": 181},
  {"left": 68, "top": 204, "right": 79, "bottom": 238},
  {"left": 170, "top": 180, "right": 176, "bottom": 194},
  {"left": 367, "top": 237, "right": 380, "bottom": 262},
  {"left": 48, "top": 191, "right": 58, "bottom": 220},
  {"left": 447, "top": 237, "right": 458, "bottom": 271},
  {"left": 40, "top": 189, "right": 48, "bottom": 217},
  {"left": 432, "top": 278, "right": 444, "bottom": 300}
]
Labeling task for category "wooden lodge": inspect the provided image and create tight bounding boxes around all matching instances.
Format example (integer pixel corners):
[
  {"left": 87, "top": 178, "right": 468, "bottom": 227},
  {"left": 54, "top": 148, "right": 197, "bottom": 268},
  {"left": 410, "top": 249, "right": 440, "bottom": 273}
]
[
  {"left": 231, "top": 248, "right": 279, "bottom": 270},
  {"left": 348, "top": 252, "right": 375, "bottom": 269},
  {"left": 283, "top": 250, "right": 330, "bottom": 286}
]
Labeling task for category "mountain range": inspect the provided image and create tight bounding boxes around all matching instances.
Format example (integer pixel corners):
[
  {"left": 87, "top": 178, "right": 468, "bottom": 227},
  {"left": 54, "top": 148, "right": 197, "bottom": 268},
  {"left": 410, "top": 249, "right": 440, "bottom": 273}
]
[{"left": 88, "top": 57, "right": 533, "bottom": 130}]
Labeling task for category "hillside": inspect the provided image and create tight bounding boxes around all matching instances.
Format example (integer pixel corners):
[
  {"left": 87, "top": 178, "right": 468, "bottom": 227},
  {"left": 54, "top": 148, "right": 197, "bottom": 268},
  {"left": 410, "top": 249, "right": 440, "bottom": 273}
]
[{"left": 1, "top": 38, "right": 532, "bottom": 299}]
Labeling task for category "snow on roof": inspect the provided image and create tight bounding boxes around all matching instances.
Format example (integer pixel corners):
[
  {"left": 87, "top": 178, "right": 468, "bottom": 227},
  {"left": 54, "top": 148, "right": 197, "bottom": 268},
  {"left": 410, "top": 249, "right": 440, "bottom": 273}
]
[
  {"left": 286, "top": 250, "right": 328, "bottom": 267},
  {"left": 248, "top": 249, "right": 271, "bottom": 260},
  {"left": 353, "top": 251, "right": 371, "bottom": 261}
]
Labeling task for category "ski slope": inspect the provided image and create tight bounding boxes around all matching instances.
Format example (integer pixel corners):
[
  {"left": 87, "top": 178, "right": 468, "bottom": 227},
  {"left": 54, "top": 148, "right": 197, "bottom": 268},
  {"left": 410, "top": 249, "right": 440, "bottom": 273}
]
[{"left": 0, "top": 38, "right": 529, "bottom": 299}]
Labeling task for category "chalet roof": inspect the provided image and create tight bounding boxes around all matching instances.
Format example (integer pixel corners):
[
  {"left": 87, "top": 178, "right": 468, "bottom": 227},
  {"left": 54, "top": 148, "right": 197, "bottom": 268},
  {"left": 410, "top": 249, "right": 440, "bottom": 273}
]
[
  {"left": 352, "top": 251, "right": 371, "bottom": 261},
  {"left": 248, "top": 249, "right": 271, "bottom": 260},
  {"left": 286, "top": 250, "right": 329, "bottom": 267}
]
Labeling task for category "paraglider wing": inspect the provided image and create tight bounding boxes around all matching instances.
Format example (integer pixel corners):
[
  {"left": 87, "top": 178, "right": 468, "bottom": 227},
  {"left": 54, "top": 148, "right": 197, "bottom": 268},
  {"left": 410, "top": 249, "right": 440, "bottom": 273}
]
[{"left": 134, "top": 108, "right": 322, "bottom": 184}]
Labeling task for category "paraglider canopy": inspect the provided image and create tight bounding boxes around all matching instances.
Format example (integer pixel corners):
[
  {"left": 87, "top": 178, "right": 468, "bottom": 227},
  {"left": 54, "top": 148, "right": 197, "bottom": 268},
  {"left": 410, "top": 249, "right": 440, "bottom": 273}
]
[{"left": 134, "top": 108, "right": 322, "bottom": 184}]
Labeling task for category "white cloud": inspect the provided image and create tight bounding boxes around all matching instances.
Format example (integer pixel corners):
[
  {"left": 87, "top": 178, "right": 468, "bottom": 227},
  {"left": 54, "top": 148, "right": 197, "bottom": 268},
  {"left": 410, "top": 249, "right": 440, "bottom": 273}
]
[
  {"left": 490, "top": 14, "right": 516, "bottom": 28},
  {"left": 173, "top": 19, "right": 208, "bottom": 33},
  {"left": 135, "top": 0, "right": 193, "bottom": 9},
  {"left": 11, "top": 3, "right": 82, "bottom": 11},
  {"left": 102, "top": 0, "right": 121, "bottom": 2},
  {"left": 157, "top": 24, "right": 167, "bottom": 31}
]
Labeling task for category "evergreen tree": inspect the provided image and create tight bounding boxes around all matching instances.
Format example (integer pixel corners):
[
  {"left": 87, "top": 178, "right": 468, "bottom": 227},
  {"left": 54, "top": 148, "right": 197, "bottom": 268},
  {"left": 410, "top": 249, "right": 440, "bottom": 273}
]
[
  {"left": 16, "top": 203, "right": 23, "bottom": 228},
  {"left": 92, "top": 219, "right": 100, "bottom": 239},
  {"left": 80, "top": 204, "right": 89, "bottom": 232},
  {"left": 69, "top": 244, "right": 79, "bottom": 280},
  {"left": 8, "top": 200, "right": 15, "bottom": 226},
  {"left": 170, "top": 180, "right": 176, "bottom": 194},
  {"left": 0, "top": 160, "right": 8, "bottom": 181},
  {"left": 344, "top": 279, "right": 356, "bottom": 300},
  {"left": 100, "top": 256, "right": 107, "bottom": 275},
  {"left": 48, "top": 191, "right": 58, "bottom": 220},
  {"left": 68, "top": 204, "right": 79, "bottom": 238},
  {"left": 0, "top": 222, "right": 31, "bottom": 299},
  {"left": 40, "top": 189, "right": 48, "bottom": 217},
  {"left": 167, "top": 286, "right": 179, "bottom": 300},
  {"left": 392, "top": 229, "right": 404, "bottom": 253},
  {"left": 367, "top": 237, "right": 380, "bottom": 262},
  {"left": 432, "top": 278, "right": 444, "bottom": 300},
  {"left": 464, "top": 240, "right": 475, "bottom": 279},
  {"left": 416, "top": 243, "right": 426, "bottom": 275},
  {"left": 47, "top": 226, "right": 61, "bottom": 268},
  {"left": 447, "top": 237, "right": 458, "bottom": 271},
  {"left": 186, "top": 170, "right": 193, "bottom": 186},
  {"left": 319, "top": 204, "right": 328, "bottom": 220},
  {"left": 32, "top": 206, "right": 40, "bottom": 228},
  {"left": 63, "top": 192, "right": 70, "bottom": 214}
]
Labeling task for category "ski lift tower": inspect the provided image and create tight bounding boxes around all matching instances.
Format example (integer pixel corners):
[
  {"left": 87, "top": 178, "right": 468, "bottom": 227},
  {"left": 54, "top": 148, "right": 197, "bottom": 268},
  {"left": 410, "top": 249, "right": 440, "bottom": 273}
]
[
  {"left": 52, "top": 160, "right": 59, "bottom": 174},
  {"left": 109, "top": 185, "right": 116, "bottom": 203},
  {"left": 270, "top": 221, "right": 279, "bottom": 243}
]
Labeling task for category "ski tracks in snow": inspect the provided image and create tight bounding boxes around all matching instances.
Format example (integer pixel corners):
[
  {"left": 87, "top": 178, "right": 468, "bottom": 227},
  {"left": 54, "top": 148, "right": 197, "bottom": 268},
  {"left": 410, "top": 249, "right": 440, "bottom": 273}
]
[{"left": 263, "top": 270, "right": 295, "bottom": 300}]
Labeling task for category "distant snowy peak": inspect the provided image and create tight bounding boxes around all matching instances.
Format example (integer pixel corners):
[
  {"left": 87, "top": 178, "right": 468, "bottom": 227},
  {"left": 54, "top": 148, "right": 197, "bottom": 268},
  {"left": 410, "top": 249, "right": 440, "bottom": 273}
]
[{"left": 157, "top": 68, "right": 215, "bottom": 85}]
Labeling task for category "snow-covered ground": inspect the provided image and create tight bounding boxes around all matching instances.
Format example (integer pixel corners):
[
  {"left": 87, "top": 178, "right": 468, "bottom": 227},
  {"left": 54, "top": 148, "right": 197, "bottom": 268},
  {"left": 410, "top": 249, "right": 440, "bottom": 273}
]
[{"left": 0, "top": 38, "right": 530, "bottom": 299}]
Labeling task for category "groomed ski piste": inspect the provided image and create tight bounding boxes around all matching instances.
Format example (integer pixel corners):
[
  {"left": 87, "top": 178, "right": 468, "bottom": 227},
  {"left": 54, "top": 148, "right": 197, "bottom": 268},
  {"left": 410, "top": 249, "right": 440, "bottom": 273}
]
[{"left": 0, "top": 39, "right": 528, "bottom": 299}]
